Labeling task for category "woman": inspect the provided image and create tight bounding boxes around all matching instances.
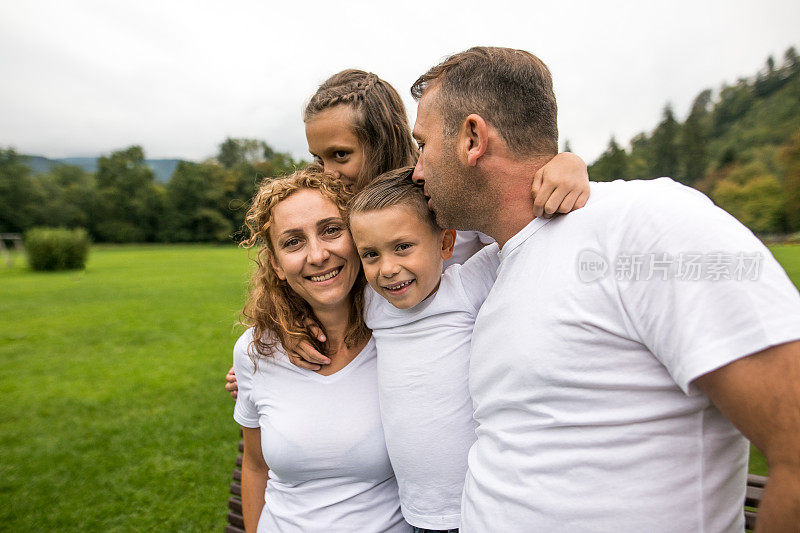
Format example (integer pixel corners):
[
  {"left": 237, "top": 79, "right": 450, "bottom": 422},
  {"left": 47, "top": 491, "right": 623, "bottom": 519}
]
[{"left": 233, "top": 167, "right": 409, "bottom": 532}]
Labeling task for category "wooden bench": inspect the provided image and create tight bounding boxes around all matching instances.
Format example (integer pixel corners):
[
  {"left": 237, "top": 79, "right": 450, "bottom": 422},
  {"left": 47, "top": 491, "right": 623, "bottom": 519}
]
[
  {"left": 226, "top": 438, "right": 245, "bottom": 533},
  {"left": 745, "top": 473, "right": 767, "bottom": 531},
  {"left": 224, "top": 443, "right": 767, "bottom": 532}
]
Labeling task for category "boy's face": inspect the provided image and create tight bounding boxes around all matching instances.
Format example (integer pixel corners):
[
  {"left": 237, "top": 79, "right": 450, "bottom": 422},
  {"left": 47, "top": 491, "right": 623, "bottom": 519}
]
[{"left": 349, "top": 205, "right": 455, "bottom": 310}]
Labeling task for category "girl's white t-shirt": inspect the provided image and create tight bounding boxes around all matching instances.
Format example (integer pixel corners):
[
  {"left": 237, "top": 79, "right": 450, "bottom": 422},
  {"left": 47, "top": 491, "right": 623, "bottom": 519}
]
[
  {"left": 445, "top": 230, "right": 495, "bottom": 269},
  {"left": 233, "top": 331, "right": 410, "bottom": 533}
]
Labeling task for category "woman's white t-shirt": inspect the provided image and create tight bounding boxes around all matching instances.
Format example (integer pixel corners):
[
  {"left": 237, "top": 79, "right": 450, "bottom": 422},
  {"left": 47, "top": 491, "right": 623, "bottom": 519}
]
[{"left": 233, "top": 331, "right": 409, "bottom": 533}]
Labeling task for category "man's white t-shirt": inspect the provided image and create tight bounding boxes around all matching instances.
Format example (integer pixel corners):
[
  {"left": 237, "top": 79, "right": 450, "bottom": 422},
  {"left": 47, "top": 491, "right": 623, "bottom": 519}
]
[
  {"left": 462, "top": 178, "right": 800, "bottom": 532},
  {"left": 365, "top": 245, "right": 501, "bottom": 529},
  {"left": 233, "top": 331, "right": 409, "bottom": 533}
]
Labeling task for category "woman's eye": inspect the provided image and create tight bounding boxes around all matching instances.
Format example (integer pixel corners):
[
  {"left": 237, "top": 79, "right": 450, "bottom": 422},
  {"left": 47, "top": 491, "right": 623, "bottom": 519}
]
[
  {"left": 283, "top": 238, "right": 301, "bottom": 248},
  {"left": 324, "top": 225, "right": 343, "bottom": 236}
]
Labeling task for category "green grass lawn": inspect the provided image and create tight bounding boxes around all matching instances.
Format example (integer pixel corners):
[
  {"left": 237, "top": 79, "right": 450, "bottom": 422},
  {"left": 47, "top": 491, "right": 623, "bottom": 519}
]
[
  {"left": 0, "top": 243, "right": 798, "bottom": 530},
  {"left": 0, "top": 245, "right": 252, "bottom": 531},
  {"left": 748, "top": 244, "right": 800, "bottom": 477}
]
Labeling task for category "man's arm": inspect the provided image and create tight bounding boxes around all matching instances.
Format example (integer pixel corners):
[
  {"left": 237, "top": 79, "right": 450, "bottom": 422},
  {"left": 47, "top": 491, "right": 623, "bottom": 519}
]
[
  {"left": 694, "top": 340, "right": 800, "bottom": 532},
  {"left": 241, "top": 427, "right": 269, "bottom": 532}
]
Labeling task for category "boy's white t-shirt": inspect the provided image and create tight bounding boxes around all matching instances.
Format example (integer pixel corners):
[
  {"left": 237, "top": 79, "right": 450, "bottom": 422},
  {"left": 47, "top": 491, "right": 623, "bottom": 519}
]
[
  {"left": 365, "top": 244, "right": 501, "bottom": 529},
  {"left": 462, "top": 179, "right": 800, "bottom": 532},
  {"left": 233, "top": 331, "right": 409, "bottom": 533}
]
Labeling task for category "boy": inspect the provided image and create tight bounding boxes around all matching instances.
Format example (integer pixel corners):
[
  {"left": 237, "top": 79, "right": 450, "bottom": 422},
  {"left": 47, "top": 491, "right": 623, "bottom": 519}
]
[{"left": 347, "top": 167, "right": 500, "bottom": 532}]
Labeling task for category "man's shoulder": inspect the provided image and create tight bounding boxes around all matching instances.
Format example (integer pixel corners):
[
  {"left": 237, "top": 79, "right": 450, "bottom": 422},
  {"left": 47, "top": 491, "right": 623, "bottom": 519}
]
[
  {"left": 553, "top": 178, "right": 720, "bottom": 236},
  {"left": 586, "top": 178, "right": 711, "bottom": 210}
]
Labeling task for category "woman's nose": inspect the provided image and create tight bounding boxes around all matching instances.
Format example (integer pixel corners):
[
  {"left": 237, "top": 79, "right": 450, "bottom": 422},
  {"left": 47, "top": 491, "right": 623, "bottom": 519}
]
[{"left": 307, "top": 239, "right": 330, "bottom": 264}]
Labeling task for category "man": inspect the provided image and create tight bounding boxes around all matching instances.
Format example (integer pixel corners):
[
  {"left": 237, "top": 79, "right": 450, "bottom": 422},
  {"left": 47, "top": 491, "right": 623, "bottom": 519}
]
[{"left": 411, "top": 47, "right": 800, "bottom": 532}]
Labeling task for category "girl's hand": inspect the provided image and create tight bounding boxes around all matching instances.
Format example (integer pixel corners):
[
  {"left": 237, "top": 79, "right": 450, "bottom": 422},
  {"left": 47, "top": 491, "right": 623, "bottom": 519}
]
[
  {"left": 225, "top": 366, "right": 238, "bottom": 399},
  {"left": 285, "top": 320, "right": 331, "bottom": 371},
  {"left": 532, "top": 152, "right": 590, "bottom": 218}
]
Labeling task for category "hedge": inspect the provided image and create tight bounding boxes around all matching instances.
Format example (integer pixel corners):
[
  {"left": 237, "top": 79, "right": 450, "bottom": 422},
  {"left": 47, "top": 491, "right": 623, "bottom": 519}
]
[{"left": 25, "top": 227, "right": 90, "bottom": 271}]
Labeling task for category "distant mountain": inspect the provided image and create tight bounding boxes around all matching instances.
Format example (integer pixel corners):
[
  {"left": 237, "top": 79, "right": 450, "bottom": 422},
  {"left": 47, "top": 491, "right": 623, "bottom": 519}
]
[{"left": 24, "top": 155, "right": 182, "bottom": 183}]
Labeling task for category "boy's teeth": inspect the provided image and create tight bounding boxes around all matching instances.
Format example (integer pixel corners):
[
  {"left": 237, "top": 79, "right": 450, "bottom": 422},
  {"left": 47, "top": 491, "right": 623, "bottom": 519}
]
[{"left": 310, "top": 269, "right": 340, "bottom": 282}]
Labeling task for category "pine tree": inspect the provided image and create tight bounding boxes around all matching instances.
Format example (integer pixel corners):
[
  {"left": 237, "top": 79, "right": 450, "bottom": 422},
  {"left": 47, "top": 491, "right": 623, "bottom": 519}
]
[
  {"left": 678, "top": 90, "right": 711, "bottom": 185},
  {"left": 651, "top": 104, "right": 680, "bottom": 178}
]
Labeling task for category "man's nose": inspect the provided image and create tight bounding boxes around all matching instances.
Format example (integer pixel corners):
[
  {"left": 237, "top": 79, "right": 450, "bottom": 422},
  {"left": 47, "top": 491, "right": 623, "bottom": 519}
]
[{"left": 411, "top": 158, "right": 424, "bottom": 185}]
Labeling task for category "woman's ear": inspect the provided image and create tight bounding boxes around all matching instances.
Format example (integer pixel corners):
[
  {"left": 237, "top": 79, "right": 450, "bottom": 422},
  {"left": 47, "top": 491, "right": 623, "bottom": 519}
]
[
  {"left": 440, "top": 229, "right": 457, "bottom": 260},
  {"left": 269, "top": 252, "right": 286, "bottom": 281}
]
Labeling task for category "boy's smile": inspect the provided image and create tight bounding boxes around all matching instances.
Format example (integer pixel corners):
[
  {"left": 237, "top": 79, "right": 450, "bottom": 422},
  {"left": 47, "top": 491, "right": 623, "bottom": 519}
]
[{"left": 349, "top": 205, "right": 455, "bottom": 310}]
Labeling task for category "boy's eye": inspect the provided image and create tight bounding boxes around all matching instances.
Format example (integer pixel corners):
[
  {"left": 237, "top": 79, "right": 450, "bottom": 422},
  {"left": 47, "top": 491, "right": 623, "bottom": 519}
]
[
  {"left": 396, "top": 243, "right": 412, "bottom": 252},
  {"left": 416, "top": 142, "right": 424, "bottom": 152},
  {"left": 361, "top": 251, "right": 377, "bottom": 259}
]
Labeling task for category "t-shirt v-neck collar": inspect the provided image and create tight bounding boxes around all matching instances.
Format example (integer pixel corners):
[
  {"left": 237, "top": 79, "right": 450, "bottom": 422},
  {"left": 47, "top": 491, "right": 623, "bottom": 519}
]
[
  {"left": 299, "top": 336, "right": 375, "bottom": 384},
  {"left": 499, "top": 217, "right": 552, "bottom": 261}
]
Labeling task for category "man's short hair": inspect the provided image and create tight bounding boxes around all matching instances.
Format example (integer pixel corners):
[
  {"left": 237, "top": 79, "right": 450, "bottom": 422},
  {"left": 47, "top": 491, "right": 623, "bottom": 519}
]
[
  {"left": 411, "top": 46, "right": 558, "bottom": 158},
  {"left": 347, "top": 166, "right": 441, "bottom": 233}
]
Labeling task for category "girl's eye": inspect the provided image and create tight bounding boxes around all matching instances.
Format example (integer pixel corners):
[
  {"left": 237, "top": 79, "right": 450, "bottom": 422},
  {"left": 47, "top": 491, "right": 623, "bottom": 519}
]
[
  {"left": 333, "top": 151, "right": 348, "bottom": 160},
  {"left": 416, "top": 143, "right": 424, "bottom": 152}
]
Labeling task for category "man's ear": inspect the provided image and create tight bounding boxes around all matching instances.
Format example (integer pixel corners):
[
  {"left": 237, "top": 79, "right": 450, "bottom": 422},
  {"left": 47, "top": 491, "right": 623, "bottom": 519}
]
[
  {"left": 440, "top": 229, "right": 457, "bottom": 260},
  {"left": 269, "top": 252, "right": 286, "bottom": 281},
  {"left": 460, "top": 114, "right": 489, "bottom": 167}
]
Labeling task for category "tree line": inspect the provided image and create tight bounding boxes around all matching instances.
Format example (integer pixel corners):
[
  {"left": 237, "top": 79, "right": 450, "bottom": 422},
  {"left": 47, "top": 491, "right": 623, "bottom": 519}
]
[
  {"left": 0, "top": 139, "right": 304, "bottom": 243},
  {"left": 3, "top": 47, "right": 799, "bottom": 241},
  {"left": 587, "top": 46, "right": 800, "bottom": 234}
]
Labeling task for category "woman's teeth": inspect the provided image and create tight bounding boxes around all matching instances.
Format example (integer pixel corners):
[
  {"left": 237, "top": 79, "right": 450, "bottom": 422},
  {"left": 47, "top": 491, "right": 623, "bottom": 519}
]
[{"left": 310, "top": 269, "right": 340, "bottom": 282}]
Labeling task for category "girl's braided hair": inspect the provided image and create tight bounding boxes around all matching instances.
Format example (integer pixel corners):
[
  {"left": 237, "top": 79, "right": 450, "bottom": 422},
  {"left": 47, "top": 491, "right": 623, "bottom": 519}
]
[{"left": 304, "top": 69, "right": 417, "bottom": 190}]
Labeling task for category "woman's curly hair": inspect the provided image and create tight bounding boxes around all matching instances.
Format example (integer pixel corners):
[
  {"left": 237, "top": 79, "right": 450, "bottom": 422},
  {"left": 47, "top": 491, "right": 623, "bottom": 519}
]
[{"left": 240, "top": 165, "right": 369, "bottom": 363}]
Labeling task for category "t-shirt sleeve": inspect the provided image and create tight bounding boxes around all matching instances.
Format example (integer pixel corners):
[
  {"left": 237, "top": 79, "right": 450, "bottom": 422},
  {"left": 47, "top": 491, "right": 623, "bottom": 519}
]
[
  {"left": 455, "top": 243, "right": 502, "bottom": 311},
  {"left": 615, "top": 179, "right": 800, "bottom": 393},
  {"left": 232, "top": 329, "right": 261, "bottom": 428}
]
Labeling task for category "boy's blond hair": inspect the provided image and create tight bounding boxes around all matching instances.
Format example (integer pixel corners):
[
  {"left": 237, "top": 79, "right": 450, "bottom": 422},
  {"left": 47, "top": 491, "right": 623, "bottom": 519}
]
[{"left": 347, "top": 166, "right": 441, "bottom": 233}]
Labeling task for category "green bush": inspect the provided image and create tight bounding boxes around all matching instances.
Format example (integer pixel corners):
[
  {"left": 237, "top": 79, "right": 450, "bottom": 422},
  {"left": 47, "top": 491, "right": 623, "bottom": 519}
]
[{"left": 25, "top": 227, "right": 90, "bottom": 271}]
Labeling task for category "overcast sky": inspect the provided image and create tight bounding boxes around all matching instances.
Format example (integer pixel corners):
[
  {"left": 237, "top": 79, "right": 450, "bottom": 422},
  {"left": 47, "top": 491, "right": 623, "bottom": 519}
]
[{"left": 1, "top": 0, "right": 798, "bottom": 165}]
